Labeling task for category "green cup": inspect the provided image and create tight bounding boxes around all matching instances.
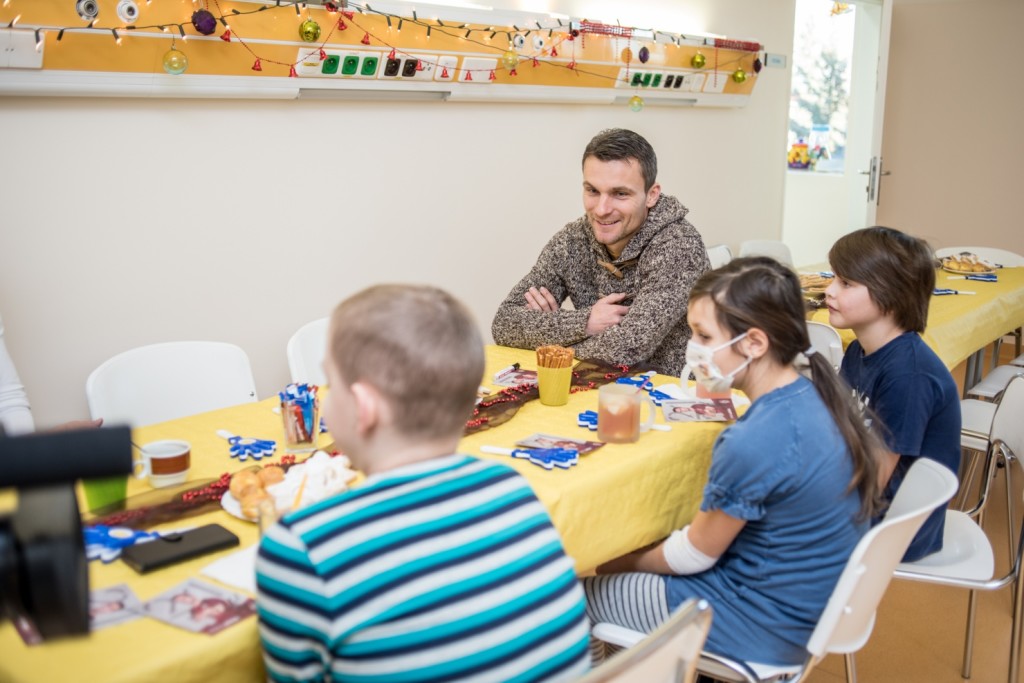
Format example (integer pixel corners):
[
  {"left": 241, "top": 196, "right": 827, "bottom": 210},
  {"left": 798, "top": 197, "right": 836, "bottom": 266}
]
[{"left": 82, "top": 475, "right": 128, "bottom": 513}]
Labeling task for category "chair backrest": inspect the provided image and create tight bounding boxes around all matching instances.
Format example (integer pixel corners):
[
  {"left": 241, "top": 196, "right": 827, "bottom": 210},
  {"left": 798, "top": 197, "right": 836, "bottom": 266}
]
[
  {"left": 581, "top": 599, "right": 712, "bottom": 683},
  {"left": 806, "top": 321, "right": 844, "bottom": 371},
  {"left": 706, "top": 244, "right": 733, "bottom": 270},
  {"left": 993, "top": 376, "right": 1024, "bottom": 462},
  {"left": 86, "top": 341, "right": 258, "bottom": 427},
  {"left": 934, "top": 246, "right": 1024, "bottom": 268},
  {"left": 737, "top": 240, "right": 794, "bottom": 266},
  {"left": 806, "top": 458, "right": 958, "bottom": 658},
  {"left": 286, "top": 317, "right": 329, "bottom": 387}
]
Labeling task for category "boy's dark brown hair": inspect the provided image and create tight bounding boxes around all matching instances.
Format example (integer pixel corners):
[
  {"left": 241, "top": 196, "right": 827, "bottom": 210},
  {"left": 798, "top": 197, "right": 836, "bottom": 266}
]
[{"left": 828, "top": 226, "right": 936, "bottom": 334}]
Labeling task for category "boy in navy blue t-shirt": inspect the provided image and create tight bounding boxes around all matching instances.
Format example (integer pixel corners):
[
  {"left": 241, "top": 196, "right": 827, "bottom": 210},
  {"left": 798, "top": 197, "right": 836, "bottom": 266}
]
[{"left": 825, "top": 227, "right": 961, "bottom": 560}]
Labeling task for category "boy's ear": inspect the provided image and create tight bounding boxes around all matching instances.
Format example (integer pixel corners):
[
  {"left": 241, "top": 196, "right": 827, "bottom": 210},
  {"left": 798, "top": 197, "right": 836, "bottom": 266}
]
[
  {"left": 741, "top": 327, "right": 771, "bottom": 359},
  {"left": 349, "top": 382, "right": 382, "bottom": 436}
]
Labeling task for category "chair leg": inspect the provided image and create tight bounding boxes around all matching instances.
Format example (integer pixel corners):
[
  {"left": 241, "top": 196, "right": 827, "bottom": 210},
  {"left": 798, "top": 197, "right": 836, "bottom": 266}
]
[
  {"left": 993, "top": 338, "right": 1003, "bottom": 372},
  {"left": 1010, "top": 542, "right": 1024, "bottom": 683},
  {"left": 957, "top": 448, "right": 982, "bottom": 512},
  {"left": 844, "top": 653, "right": 857, "bottom": 683},
  {"left": 962, "top": 589, "right": 979, "bottom": 679}
]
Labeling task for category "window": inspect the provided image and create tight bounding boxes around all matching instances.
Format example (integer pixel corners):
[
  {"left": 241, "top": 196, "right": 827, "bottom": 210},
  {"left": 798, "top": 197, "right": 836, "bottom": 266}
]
[{"left": 787, "top": 0, "right": 857, "bottom": 172}]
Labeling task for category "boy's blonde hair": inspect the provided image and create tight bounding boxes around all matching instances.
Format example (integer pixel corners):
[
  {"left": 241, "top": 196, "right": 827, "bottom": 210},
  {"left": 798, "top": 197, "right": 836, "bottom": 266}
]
[{"left": 329, "top": 284, "right": 484, "bottom": 441}]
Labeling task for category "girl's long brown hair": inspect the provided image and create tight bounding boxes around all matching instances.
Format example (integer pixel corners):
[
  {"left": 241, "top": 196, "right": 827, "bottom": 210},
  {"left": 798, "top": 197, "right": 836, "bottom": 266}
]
[{"left": 690, "top": 257, "right": 885, "bottom": 520}]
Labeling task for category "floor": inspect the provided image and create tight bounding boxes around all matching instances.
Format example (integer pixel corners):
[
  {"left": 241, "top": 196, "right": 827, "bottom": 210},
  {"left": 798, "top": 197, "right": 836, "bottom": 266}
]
[{"left": 807, "top": 340, "right": 1022, "bottom": 683}]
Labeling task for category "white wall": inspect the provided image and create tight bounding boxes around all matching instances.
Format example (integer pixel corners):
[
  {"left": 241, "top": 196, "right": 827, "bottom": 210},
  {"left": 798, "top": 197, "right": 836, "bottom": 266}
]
[{"left": 0, "top": 0, "right": 796, "bottom": 427}]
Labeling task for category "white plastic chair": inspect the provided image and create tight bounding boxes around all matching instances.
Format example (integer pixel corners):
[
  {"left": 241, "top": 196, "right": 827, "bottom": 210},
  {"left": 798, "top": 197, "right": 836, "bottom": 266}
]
[
  {"left": 286, "top": 317, "right": 329, "bottom": 387},
  {"left": 898, "top": 376, "right": 1024, "bottom": 683},
  {"left": 86, "top": 341, "right": 258, "bottom": 427},
  {"left": 738, "top": 240, "right": 794, "bottom": 267},
  {"left": 706, "top": 244, "right": 733, "bottom": 270},
  {"left": 584, "top": 599, "right": 711, "bottom": 683},
  {"left": 590, "top": 459, "right": 958, "bottom": 683},
  {"left": 807, "top": 321, "right": 844, "bottom": 371}
]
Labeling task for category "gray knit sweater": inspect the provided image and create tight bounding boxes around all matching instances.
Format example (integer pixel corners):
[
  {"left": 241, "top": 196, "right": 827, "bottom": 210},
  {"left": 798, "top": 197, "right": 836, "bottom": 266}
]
[{"left": 491, "top": 194, "right": 710, "bottom": 376}]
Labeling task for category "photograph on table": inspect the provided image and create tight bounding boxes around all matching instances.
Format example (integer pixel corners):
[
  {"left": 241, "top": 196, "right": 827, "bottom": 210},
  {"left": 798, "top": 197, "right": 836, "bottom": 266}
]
[
  {"left": 89, "top": 584, "right": 143, "bottom": 631},
  {"left": 143, "top": 578, "right": 256, "bottom": 635},
  {"left": 515, "top": 432, "right": 604, "bottom": 455},
  {"left": 661, "top": 398, "right": 737, "bottom": 422},
  {"left": 493, "top": 369, "right": 538, "bottom": 387}
]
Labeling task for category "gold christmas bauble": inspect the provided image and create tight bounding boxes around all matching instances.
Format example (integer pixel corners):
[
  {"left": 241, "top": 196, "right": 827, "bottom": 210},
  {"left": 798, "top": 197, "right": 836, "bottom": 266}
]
[
  {"left": 162, "top": 48, "right": 188, "bottom": 75},
  {"left": 732, "top": 68, "right": 747, "bottom": 83},
  {"left": 621, "top": 47, "right": 633, "bottom": 64},
  {"left": 501, "top": 49, "right": 519, "bottom": 70},
  {"left": 299, "top": 19, "right": 321, "bottom": 43},
  {"left": 691, "top": 52, "right": 706, "bottom": 69}
]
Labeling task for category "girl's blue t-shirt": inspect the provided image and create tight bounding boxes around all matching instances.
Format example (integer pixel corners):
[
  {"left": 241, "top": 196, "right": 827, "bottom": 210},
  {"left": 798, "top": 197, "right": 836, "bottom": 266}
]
[{"left": 665, "top": 375, "right": 867, "bottom": 666}]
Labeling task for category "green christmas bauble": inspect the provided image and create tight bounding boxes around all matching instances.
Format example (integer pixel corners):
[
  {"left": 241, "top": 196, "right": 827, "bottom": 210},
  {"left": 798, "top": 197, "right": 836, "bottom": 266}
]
[
  {"left": 691, "top": 52, "right": 706, "bottom": 69},
  {"left": 732, "top": 68, "right": 747, "bottom": 83},
  {"left": 162, "top": 48, "right": 188, "bottom": 75},
  {"left": 628, "top": 95, "right": 644, "bottom": 112},
  {"left": 299, "top": 19, "right": 321, "bottom": 43}
]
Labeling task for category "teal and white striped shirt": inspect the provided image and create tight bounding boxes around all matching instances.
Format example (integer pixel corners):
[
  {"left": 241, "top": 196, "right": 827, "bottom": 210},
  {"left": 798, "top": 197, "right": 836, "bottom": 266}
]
[{"left": 257, "top": 454, "right": 590, "bottom": 682}]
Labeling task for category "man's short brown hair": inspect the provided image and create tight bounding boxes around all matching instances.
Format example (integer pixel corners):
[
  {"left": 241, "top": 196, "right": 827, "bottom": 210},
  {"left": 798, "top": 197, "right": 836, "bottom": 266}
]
[
  {"left": 829, "top": 226, "right": 936, "bottom": 334},
  {"left": 329, "top": 284, "right": 484, "bottom": 441},
  {"left": 582, "top": 128, "right": 658, "bottom": 192}
]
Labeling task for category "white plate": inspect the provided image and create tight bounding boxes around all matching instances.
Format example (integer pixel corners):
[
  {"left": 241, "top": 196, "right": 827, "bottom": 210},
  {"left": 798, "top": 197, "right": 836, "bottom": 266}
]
[{"left": 220, "top": 491, "right": 255, "bottom": 522}]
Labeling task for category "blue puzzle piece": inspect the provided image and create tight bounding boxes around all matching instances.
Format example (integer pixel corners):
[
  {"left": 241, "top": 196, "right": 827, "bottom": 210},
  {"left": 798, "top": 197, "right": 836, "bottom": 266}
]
[{"left": 84, "top": 525, "right": 161, "bottom": 563}]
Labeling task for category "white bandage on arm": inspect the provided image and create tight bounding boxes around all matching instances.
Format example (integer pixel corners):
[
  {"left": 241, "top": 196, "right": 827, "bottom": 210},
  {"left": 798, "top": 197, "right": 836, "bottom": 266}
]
[{"left": 662, "top": 525, "right": 718, "bottom": 575}]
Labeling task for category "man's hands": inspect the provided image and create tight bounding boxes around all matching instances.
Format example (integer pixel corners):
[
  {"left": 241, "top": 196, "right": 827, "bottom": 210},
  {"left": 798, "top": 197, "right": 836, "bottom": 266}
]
[
  {"left": 524, "top": 286, "right": 560, "bottom": 312},
  {"left": 585, "top": 292, "right": 629, "bottom": 336},
  {"left": 524, "top": 288, "right": 629, "bottom": 337}
]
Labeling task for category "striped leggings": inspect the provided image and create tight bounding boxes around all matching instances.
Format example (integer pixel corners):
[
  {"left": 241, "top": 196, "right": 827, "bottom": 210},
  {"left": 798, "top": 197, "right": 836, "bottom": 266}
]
[{"left": 582, "top": 572, "right": 672, "bottom": 665}]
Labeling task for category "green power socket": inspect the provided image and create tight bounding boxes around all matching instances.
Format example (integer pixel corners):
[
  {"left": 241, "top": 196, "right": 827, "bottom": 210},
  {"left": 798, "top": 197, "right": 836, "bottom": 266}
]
[
  {"left": 361, "top": 56, "right": 379, "bottom": 76},
  {"left": 341, "top": 55, "right": 359, "bottom": 75},
  {"left": 321, "top": 55, "right": 340, "bottom": 75}
]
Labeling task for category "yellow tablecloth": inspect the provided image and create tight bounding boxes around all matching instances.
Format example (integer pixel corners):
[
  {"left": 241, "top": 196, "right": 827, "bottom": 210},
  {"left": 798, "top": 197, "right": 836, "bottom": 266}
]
[
  {"left": 809, "top": 266, "right": 1024, "bottom": 369},
  {"left": 0, "top": 346, "right": 721, "bottom": 683}
]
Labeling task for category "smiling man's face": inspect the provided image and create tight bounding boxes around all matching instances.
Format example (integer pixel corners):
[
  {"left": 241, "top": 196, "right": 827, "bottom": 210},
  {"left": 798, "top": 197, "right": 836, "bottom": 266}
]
[{"left": 582, "top": 156, "right": 661, "bottom": 259}]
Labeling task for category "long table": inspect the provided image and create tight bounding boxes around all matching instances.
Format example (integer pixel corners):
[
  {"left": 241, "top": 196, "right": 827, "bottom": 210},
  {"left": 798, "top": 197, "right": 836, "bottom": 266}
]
[
  {"left": 809, "top": 266, "right": 1024, "bottom": 372},
  {"left": 0, "top": 346, "right": 722, "bottom": 683}
]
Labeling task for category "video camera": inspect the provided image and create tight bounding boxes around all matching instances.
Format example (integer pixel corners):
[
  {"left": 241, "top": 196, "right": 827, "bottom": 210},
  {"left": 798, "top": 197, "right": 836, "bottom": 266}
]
[{"left": 0, "top": 427, "right": 131, "bottom": 640}]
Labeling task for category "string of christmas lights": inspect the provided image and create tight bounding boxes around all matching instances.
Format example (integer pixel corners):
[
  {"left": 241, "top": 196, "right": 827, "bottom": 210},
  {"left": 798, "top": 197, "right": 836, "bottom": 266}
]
[{"left": 3, "top": 0, "right": 762, "bottom": 109}]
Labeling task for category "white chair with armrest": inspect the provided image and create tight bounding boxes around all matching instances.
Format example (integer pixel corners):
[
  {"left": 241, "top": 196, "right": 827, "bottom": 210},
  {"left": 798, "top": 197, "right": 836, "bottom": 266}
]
[{"left": 896, "top": 375, "right": 1024, "bottom": 683}]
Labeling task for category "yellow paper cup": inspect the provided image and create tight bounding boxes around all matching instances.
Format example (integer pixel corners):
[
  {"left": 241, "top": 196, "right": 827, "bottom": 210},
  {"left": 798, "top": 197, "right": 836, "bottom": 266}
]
[{"left": 537, "top": 366, "right": 572, "bottom": 406}]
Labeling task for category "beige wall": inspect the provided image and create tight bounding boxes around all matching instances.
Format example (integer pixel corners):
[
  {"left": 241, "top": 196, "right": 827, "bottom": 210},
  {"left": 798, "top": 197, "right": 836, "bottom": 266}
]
[
  {"left": 0, "top": 0, "right": 796, "bottom": 427},
  {"left": 879, "top": 0, "right": 1023, "bottom": 253}
]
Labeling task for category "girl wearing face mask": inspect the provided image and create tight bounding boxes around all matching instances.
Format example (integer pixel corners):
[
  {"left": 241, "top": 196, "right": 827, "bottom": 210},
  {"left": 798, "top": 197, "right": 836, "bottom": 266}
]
[{"left": 583, "top": 257, "right": 885, "bottom": 668}]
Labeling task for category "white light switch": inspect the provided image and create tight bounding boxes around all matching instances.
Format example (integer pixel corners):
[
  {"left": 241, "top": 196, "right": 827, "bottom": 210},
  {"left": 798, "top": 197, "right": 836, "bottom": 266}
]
[{"left": 2, "top": 29, "right": 45, "bottom": 69}]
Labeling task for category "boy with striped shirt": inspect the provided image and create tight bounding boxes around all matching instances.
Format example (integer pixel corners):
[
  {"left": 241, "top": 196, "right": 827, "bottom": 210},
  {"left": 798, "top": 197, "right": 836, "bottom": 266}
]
[{"left": 256, "top": 284, "right": 590, "bottom": 682}]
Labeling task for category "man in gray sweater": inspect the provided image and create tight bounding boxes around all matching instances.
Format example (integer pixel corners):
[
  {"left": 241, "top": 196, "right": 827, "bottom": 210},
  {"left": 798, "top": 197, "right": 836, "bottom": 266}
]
[{"left": 491, "top": 129, "right": 710, "bottom": 376}]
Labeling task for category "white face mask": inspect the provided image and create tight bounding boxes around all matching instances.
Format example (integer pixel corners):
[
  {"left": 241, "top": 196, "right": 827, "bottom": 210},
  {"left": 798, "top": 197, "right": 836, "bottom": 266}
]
[{"left": 683, "top": 332, "right": 751, "bottom": 394}]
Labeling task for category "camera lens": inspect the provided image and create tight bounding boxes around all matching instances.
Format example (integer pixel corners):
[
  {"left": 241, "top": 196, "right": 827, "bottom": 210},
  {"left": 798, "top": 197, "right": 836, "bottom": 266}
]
[
  {"left": 76, "top": 0, "right": 99, "bottom": 21},
  {"left": 116, "top": 0, "right": 139, "bottom": 23}
]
